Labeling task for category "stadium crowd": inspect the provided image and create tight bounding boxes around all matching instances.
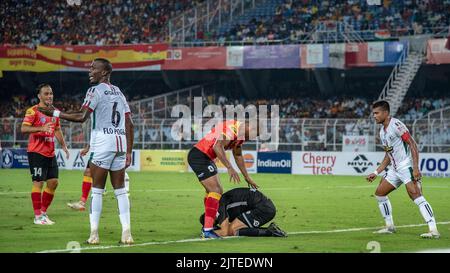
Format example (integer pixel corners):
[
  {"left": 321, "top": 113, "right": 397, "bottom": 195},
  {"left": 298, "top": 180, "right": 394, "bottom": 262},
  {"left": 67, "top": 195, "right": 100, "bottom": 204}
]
[
  {"left": 218, "top": 0, "right": 450, "bottom": 43},
  {"left": 1, "top": 0, "right": 449, "bottom": 45},
  {"left": 0, "top": 0, "right": 203, "bottom": 46},
  {"left": 215, "top": 95, "right": 450, "bottom": 120},
  {"left": 2, "top": 94, "right": 449, "bottom": 151}
]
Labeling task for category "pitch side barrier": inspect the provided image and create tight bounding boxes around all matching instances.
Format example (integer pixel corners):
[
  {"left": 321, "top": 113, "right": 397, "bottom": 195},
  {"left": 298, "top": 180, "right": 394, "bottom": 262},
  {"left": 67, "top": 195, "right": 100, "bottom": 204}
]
[{"left": 1, "top": 149, "right": 449, "bottom": 178}]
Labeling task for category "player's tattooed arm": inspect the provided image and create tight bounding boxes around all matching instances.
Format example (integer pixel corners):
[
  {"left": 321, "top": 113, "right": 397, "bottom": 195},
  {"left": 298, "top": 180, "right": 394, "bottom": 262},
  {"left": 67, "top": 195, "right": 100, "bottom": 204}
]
[{"left": 38, "top": 107, "right": 91, "bottom": 123}]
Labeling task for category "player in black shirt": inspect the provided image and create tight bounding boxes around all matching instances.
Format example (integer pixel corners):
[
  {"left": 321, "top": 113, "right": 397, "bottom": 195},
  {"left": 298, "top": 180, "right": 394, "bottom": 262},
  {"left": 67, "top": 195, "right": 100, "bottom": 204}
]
[{"left": 200, "top": 188, "right": 287, "bottom": 237}]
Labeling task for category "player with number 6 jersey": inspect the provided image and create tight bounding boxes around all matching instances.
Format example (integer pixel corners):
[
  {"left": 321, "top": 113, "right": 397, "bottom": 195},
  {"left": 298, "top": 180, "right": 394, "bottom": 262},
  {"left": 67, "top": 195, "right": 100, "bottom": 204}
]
[
  {"left": 38, "top": 58, "right": 134, "bottom": 245},
  {"left": 82, "top": 84, "right": 130, "bottom": 156}
]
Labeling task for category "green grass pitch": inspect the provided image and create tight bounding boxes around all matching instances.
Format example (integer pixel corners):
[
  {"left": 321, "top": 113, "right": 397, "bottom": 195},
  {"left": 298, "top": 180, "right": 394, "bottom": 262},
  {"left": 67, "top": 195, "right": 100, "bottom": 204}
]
[{"left": 0, "top": 169, "right": 449, "bottom": 253}]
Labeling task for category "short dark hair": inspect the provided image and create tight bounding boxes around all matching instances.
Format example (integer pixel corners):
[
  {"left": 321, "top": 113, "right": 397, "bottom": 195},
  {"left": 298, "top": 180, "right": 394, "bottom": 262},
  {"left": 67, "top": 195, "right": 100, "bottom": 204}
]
[
  {"left": 36, "top": 83, "right": 51, "bottom": 94},
  {"left": 94, "top": 58, "right": 113, "bottom": 74},
  {"left": 372, "top": 100, "right": 390, "bottom": 112}
]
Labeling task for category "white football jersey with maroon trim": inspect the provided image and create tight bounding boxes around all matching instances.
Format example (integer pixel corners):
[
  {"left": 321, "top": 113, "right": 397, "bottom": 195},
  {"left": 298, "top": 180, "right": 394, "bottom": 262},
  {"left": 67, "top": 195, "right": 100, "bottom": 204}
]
[
  {"left": 82, "top": 83, "right": 131, "bottom": 153},
  {"left": 379, "top": 117, "right": 412, "bottom": 171}
]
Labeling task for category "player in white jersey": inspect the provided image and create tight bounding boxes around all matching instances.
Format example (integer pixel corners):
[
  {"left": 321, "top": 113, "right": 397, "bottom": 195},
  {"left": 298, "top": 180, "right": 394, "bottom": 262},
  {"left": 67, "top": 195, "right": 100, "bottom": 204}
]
[
  {"left": 366, "top": 101, "right": 439, "bottom": 239},
  {"left": 38, "top": 58, "right": 134, "bottom": 244}
]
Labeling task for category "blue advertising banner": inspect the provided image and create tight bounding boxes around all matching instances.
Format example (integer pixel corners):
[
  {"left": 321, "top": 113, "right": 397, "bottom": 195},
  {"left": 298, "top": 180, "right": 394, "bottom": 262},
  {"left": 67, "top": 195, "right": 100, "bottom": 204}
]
[
  {"left": 1, "top": 149, "right": 29, "bottom": 169},
  {"left": 256, "top": 152, "right": 292, "bottom": 174},
  {"left": 243, "top": 45, "right": 300, "bottom": 69}
]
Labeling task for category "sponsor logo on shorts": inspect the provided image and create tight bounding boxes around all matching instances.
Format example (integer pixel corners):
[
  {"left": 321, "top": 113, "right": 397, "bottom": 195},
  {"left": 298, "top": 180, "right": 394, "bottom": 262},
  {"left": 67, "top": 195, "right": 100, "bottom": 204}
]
[
  {"left": 253, "top": 220, "right": 260, "bottom": 227},
  {"left": 198, "top": 173, "right": 205, "bottom": 178},
  {"left": 92, "top": 160, "right": 105, "bottom": 167}
]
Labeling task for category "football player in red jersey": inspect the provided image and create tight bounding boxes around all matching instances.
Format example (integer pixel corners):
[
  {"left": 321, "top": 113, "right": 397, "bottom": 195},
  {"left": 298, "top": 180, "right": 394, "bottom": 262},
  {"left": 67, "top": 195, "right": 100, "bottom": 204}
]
[
  {"left": 187, "top": 119, "right": 258, "bottom": 239},
  {"left": 21, "top": 83, "right": 69, "bottom": 225}
]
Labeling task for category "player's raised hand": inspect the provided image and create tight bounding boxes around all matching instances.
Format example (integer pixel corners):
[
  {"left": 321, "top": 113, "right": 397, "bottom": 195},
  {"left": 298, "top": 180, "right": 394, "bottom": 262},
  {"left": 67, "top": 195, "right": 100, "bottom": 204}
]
[
  {"left": 40, "top": 122, "right": 53, "bottom": 134},
  {"left": 366, "top": 173, "right": 377, "bottom": 183},
  {"left": 245, "top": 176, "right": 259, "bottom": 189},
  {"left": 227, "top": 166, "right": 240, "bottom": 184}
]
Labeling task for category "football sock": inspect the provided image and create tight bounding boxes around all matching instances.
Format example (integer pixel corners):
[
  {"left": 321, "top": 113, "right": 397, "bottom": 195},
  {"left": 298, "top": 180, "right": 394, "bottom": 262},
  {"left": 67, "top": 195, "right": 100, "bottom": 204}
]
[
  {"left": 236, "top": 228, "right": 272, "bottom": 237},
  {"left": 204, "top": 192, "right": 221, "bottom": 231},
  {"left": 376, "top": 195, "right": 394, "bottom": 227},
  {"left": 41, "top": 187, "right": 55, "bottom": 213},
  {"left": 124, "top": 173, "right": 130, "bottom": 193},
  {"left": 81, "top": 175, "right": 93, "bottom": 203},
  {"left": 31, "top": 185, "right": 42, "bottom": 217},
  {"left": 414, "top": 196, "right": 437, "bottom": 231},
  {"left": 89, "top": 187, "right": 104, "bottom": 232},
  {"left": 115, "top": 187, "right": 131, "bottom": 231},
  {"left": 203, "top": 192, "right": 208, "bottom": 206}
]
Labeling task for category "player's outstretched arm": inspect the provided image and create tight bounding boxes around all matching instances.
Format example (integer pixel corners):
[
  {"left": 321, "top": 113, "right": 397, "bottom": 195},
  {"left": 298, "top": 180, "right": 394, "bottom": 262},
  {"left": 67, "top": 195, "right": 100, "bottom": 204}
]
[
  {"left": 125, "top": 113, "right": 134, "bottom": 168},
  {"left": 232, "top": 145, "right": 258, "bottom": 189},
  {"left": 38, "top": 107, "right": 91, "bottom": 123},
  {"left": 213, "top": 140, "right": 240, "bottom": 183},
  {"left": 366, "top": 153, "right": 390, "bottom": 182}
]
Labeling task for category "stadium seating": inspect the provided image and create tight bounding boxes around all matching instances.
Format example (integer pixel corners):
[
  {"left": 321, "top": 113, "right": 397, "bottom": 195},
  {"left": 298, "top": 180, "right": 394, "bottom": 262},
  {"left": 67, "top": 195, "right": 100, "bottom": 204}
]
[
  {"left": 211, "top": 0, "right": 450, "bottom": 43},
  {"left": 1, "top": 0, "right": 449, "bottom": 45},
  {"left": 2, "top": 93, "right": 448, "bottom": 120},
  {"left": 0, "top": 0, "right": 204, "bottom": 45}
]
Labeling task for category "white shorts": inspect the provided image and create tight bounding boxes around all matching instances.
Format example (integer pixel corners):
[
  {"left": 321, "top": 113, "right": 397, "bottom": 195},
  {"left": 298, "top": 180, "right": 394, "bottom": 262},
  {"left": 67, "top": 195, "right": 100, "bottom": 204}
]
[
  {"left": 383, "top": 167, "right": 414, "bottom": 188},
  {"left": 89, "top": 152, "right": 126, "bottom": 171}
]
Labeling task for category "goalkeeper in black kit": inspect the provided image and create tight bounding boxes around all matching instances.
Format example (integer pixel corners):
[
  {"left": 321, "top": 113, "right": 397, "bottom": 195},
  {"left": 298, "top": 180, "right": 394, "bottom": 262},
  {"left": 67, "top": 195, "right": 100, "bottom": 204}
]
[{"left": 200, "top": 187, "right": 287, "bottom": 237}]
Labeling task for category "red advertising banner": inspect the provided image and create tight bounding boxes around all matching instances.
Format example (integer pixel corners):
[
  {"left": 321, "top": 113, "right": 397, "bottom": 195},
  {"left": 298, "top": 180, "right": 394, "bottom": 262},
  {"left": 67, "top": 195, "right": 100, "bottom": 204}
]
[
  {"left": 345, "top": 43, "right": 373, "bottom": 68},
  {"left": 426, "top": 38, "right": 450, "bottom": 64},
  {"left": 163, "top": 47, "right": 231, "bottom": 70}
]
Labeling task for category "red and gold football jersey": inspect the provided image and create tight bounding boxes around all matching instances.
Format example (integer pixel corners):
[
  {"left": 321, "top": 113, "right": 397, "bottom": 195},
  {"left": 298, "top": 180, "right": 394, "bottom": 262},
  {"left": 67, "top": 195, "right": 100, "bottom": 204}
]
[
  {"left": 194, "top": 120, "right": 244, "bottom": 160},
  {"left": 22, "top": 105, "right": 60, "bottom": 157}
]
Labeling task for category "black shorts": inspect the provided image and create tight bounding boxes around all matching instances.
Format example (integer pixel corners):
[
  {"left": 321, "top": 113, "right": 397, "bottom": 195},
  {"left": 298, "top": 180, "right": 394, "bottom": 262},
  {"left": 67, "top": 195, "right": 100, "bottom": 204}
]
[
  {"left": 27, "top": 152, "right": 59, "bottom": 182},
  {"left": 237, "top": 199, "right": 276, "bottom": 228},
  {"left": 187, "top": 147, "right": 218, "bottom": 181}
]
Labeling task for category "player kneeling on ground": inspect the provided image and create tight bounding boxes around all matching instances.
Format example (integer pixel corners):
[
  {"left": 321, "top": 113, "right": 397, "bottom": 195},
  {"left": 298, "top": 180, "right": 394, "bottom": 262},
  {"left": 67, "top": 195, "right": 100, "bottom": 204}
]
[{"left": 200, "top": 188, "right": 286, "bottom": 237}]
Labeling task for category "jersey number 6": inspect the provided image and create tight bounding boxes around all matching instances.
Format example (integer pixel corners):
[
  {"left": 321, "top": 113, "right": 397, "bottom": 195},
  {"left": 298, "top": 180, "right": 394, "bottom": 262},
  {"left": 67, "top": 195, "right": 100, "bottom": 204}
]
[{"left": 111, "top": 102, "right": 121, "bottom": 128}]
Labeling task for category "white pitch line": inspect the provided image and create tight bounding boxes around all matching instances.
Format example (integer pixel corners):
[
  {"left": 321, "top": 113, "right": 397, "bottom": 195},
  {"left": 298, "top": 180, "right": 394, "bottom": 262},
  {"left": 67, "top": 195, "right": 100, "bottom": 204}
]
[
  {"left": 37, "top": 221, "right": 450, "bottom": 253},
  {"left": 2, "top": 185, "right": 449, "bottom": 196},
  {"left": 288, "top": 221, "right": 450, "bottom": 235}
]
